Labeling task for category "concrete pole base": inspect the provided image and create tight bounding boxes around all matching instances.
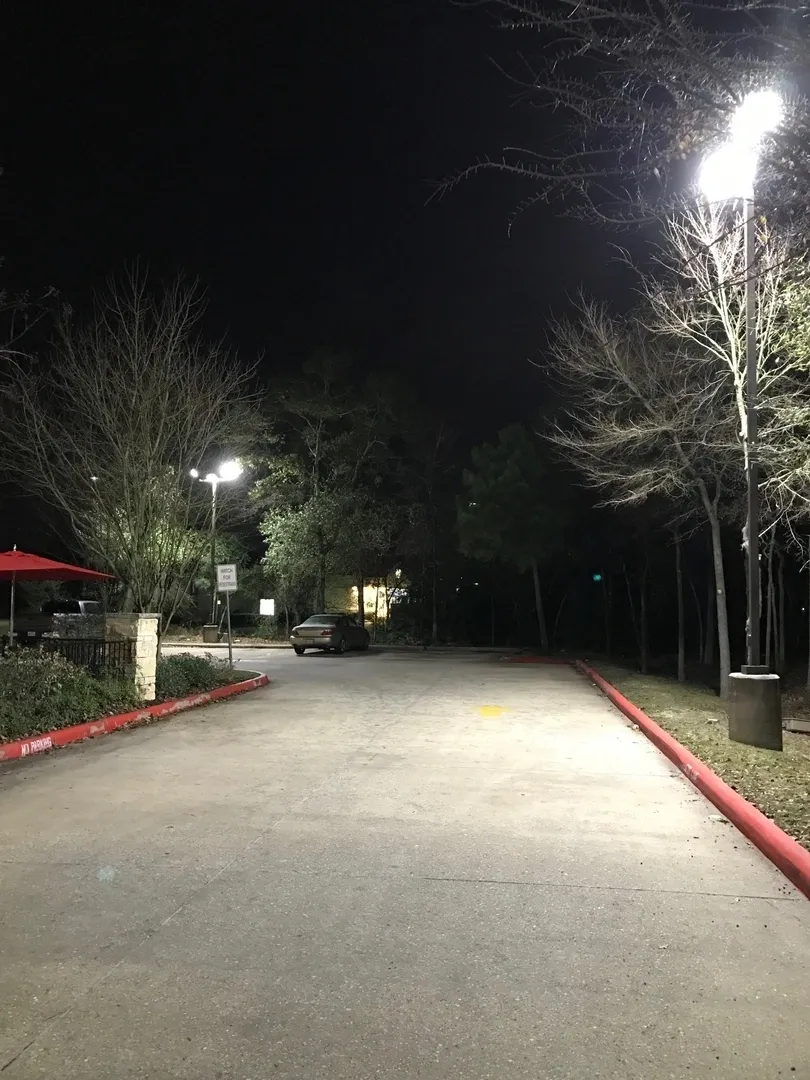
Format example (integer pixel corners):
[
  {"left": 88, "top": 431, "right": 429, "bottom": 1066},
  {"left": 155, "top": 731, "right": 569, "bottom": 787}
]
[{"left": 728, "top": 672, "right": 782, "bottom": 750}]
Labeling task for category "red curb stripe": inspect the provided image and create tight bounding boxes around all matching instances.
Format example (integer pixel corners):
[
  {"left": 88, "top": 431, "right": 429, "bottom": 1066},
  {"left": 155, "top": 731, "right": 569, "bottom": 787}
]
[
  {"left": 575, "top": 659, "right": 810, "bottom": 901},
  {"left": 0, "top": 673, "right": 270, "bottom": 764}
]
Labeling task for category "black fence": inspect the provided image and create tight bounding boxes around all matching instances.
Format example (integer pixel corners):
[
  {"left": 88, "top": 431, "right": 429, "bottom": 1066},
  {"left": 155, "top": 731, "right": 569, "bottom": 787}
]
[{"left": 40, "top": 638, "right": 134, "bottom": 680}]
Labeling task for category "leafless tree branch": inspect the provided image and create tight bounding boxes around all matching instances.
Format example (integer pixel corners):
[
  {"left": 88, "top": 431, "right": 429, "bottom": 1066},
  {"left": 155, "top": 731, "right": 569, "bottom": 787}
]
[{"left": 439, "top": 0, "right": 810, "bottom": 227}]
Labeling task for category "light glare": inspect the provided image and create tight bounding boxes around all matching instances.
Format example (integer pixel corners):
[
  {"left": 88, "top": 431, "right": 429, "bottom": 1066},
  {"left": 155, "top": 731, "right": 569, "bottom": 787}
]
[
  {"left": 700, "top": 144, "right": 756, "bottom": 202},
  {"left": 730, "top": 89, "right": 782, "bottom": 147},
  {"left": 218, "top": 459, "right": 242, "bottom": 482}
]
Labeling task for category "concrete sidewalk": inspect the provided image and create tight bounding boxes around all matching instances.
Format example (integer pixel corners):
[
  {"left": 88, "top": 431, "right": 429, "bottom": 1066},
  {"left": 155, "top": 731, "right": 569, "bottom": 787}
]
[{"left": 0, "top": 652, "right": 808, "bottom": 1078}]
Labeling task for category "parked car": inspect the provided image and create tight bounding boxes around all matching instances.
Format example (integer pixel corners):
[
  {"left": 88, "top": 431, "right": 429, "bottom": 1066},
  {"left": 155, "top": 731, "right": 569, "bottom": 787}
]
[
  {"left": 13, "top": 599, "right": 104, "bottom": 643},
  {"left": 290, "top": 614, "right": 370, "bottom": 655}
]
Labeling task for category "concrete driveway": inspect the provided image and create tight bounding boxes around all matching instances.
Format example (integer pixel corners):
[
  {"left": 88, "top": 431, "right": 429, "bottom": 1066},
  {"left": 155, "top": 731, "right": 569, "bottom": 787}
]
[{"left": 1, "top": 649, "right": 809, "bottom": 1079}]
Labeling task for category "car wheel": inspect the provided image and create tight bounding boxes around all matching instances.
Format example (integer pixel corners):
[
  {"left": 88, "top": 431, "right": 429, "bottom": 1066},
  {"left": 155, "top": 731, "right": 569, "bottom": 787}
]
[
  {"left": 361, "top": 637, "right": 370, "bottom": 651},
  {"left": 293, "top": 646, "right": 306, "bottom": 656}
]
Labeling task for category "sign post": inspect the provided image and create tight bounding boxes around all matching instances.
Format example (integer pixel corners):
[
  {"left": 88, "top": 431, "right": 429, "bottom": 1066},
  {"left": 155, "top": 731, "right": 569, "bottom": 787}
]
[{"left": 216, "top": 564, "right": 238, "bottom": 667}]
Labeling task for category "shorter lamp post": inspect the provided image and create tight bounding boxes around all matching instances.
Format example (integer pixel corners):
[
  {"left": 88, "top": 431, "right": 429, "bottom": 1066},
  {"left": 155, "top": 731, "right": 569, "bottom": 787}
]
[
  {"left": 699, "top": 88, "right": 783, "bottom": 749},
  {"left": 190, "top": 459, "right": 242, "bottom": 627}
]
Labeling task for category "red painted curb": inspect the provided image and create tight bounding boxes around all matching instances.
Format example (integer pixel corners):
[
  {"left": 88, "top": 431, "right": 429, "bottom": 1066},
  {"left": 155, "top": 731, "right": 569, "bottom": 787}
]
[
  {"left": 0, "top": 672, "right": 270, "bottom": 764},
  {"left": 575, "top": 659, "right": 810, "bottom": 901}
]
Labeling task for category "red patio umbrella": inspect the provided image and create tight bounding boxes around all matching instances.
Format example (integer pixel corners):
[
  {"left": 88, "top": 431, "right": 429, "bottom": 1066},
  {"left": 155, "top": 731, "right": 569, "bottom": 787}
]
[{"left": 0, "top": 548, "right": 114, "bottom": 645}]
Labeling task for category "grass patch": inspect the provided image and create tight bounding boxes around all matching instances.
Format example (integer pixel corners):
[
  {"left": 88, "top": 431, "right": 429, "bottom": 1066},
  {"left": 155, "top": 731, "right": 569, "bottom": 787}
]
[
  {"left": 598, "top": 664, "right": 810, "bottom": 851},
  {"left": 155, "top": 652, "right": 242, "bottom": 700}
]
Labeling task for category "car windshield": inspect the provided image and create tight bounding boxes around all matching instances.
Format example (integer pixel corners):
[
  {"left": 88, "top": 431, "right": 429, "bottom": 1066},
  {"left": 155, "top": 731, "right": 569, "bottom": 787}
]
[{"left": 302, "top": 615, "right": 340, "bottom": 626}]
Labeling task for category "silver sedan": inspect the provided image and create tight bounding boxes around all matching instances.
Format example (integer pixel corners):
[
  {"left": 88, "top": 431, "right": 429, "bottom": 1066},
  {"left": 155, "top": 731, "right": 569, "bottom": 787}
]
[{"left": 290, "top": 614, "right": 371, "bottom": 655}]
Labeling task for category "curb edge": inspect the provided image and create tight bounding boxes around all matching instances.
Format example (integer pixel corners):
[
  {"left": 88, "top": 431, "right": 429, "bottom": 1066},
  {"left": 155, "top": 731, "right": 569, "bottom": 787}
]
[{"left": 575, "top": 659, "right": 810, "bottom": 901}]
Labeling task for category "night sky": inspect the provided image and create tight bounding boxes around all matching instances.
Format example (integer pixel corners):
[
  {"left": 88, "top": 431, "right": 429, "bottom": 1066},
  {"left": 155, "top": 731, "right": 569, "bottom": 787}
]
[{"left": 2, "top": 0, "right": 634, "bottom": 438}]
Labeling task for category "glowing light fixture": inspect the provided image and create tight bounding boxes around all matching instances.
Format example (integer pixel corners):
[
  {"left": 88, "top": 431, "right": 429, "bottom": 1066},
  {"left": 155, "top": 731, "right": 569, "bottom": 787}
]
[
  {"left": 217, "top": 459, "right": 243, "bottom": 482},
  {"left": 700, "top": 89, "right": 782, "bottom": 202}
]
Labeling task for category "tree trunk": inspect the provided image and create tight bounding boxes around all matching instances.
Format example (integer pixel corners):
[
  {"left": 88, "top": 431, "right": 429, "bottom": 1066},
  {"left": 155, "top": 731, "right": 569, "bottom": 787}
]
[
  {"left": 552, "top": 588, "right": 570, "bottom": 652},
  {"left": 419, "top": 557, "right": 427, "bottom": 643},
  {"left": 624, "top": 563, "right": 640, "bottom": 659},
  {"left": 317, "top": 554, "right": 326, "bottom": 614},
  {"left": 707, "top": 510, "right": 731, "bottom": 698},
  {"left": 431, "top": 560, "right": 439, "bottom": 645},
  {"left": 530, "top": 558, "right": 549, "bottom": 651},
  {"left": 356, "top": 568, "right": 364, "bottom": 627},
  {"left": 640, "top": 562, "right": 649, "bottom": 676},
  {"left": 675, "top": 532, "right": 685, "bottom": 683},
  {"left": 689, "top": 577, "right": 704, "bottom": 666},
  {"left": 703, "top": 558, "right": 716, "bottom": 666},
  {"left": 778, "top": 545, "right": 786, "bottom": 676},
  {"left": 602, "top": 573, "right": 612, "bottom": 656},
  {"left": 807, "top": 537, "right": 810, "bottom": 690},
  {"left": 490, "top": 562, "right": 496, "bottom": 647},
  {"left": 765, "top": 527, "right": 775, "bottom": 669}
]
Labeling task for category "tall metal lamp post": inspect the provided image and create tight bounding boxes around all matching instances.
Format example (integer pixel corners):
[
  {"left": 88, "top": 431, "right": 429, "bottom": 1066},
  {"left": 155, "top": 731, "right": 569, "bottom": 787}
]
[
  {"left": 190, "top": 459, "right": 243, "bottom": 626},
  {"left": 699, "top": 89, "right": 783, "bottom": 749}
]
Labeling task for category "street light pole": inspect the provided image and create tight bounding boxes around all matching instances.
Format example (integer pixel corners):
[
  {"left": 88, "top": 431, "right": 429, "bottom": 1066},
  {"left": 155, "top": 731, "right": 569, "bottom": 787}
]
[
  {"left": 190, "top": 460, "right": 243, "bottom": 635},
  {"left": 209, "top": 478, "right": 219, "bottom": 626},
  {"left": 743, "top": 197, "right": 761, "bottom": 672},
  {"left": 699, "top": 87, "right": 782, "bottom": 748}
]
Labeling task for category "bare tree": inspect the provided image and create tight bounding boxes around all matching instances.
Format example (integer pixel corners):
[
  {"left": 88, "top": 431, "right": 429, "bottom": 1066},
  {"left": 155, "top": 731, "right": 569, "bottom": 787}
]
[
  {"left": 549, "top": 299, "right": 738, "bottom": 695},
  {"left": 442, "top": 0, "right": 810, "bottom": 226},
  {"left": 644, "top": 201, "right": 810, "bottom": 543},
  {"left": 0, "top": 270, "right": 261, "bottom": 631},
  {"left": 645, "top": 200, "right": 798, "bottom": 501},
  {"left": 549, "top": 200, "right": 810, "bottom": 694}
]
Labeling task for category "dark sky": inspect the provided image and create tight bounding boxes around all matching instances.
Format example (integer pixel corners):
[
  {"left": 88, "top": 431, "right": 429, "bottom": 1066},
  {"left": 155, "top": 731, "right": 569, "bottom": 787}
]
[{"left": 2, "top": 0, "right": 634, "bottom": 439}]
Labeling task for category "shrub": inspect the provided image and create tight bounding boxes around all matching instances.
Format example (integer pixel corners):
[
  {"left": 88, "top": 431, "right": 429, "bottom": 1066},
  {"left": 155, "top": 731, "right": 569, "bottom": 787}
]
[
  {"left": 0, "top": 649, "right": 142, "bottom": 744},
  {"left": 155, "top": 652, "right": 238, "bottom": 700}
]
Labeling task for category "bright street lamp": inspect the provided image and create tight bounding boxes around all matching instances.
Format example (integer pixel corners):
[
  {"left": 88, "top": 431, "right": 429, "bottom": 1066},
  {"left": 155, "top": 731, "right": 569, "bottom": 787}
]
[
  {"left": 189, "top": 460, "right": 243, "bottom": 625},
  {"left": 730, "top": 88, "right": 782, "bottom": 148},
  {"left": 700, "top": 89, "right": 782, "bottom": 746},
  {"left": 217, "top": 459, "right": 242, "bottom": 482},
  {"left": 699, "top": 144, "right": 758, "bottom": 202}
]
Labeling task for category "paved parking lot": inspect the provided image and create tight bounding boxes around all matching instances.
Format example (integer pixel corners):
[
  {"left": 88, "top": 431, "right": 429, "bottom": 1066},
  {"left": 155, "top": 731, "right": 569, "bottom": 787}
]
[{"left": 1, "top": 648, "right": 809, "bottom": 1078}]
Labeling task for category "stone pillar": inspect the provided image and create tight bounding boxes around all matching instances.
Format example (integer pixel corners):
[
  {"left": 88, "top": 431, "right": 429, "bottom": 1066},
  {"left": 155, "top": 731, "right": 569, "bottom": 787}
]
[{"left": 106, "top": 613, "right": 160, "bottom": 701}]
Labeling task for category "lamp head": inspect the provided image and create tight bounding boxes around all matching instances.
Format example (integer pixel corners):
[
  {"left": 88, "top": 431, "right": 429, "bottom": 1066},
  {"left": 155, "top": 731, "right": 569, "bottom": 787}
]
[
  {"left": 699, "top": 144, "right": 756, "bottom": 202},
  {"left": 217, "top": 459, "right": 242, "bottom": 482}
]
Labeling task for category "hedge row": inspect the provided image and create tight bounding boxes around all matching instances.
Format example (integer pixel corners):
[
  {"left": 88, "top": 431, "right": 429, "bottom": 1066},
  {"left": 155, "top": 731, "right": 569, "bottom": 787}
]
[{"left": 0, "top": 649, "right": 239, "bottom": 745}]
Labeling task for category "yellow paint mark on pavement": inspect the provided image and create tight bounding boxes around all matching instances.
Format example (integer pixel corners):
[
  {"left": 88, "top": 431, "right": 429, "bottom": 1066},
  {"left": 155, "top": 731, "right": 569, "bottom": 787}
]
[{"left": 478, "top": 705, "right": 506, "bottom": 717}]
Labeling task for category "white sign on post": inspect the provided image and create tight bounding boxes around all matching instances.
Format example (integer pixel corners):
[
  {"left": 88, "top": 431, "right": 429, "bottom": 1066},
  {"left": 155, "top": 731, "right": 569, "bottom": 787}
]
[
  {"left": 259, "top": 598, "right": 275, "bottom": 616},
  {"left": 216, "top": 563, "right": 238, "bottom": 593}
]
